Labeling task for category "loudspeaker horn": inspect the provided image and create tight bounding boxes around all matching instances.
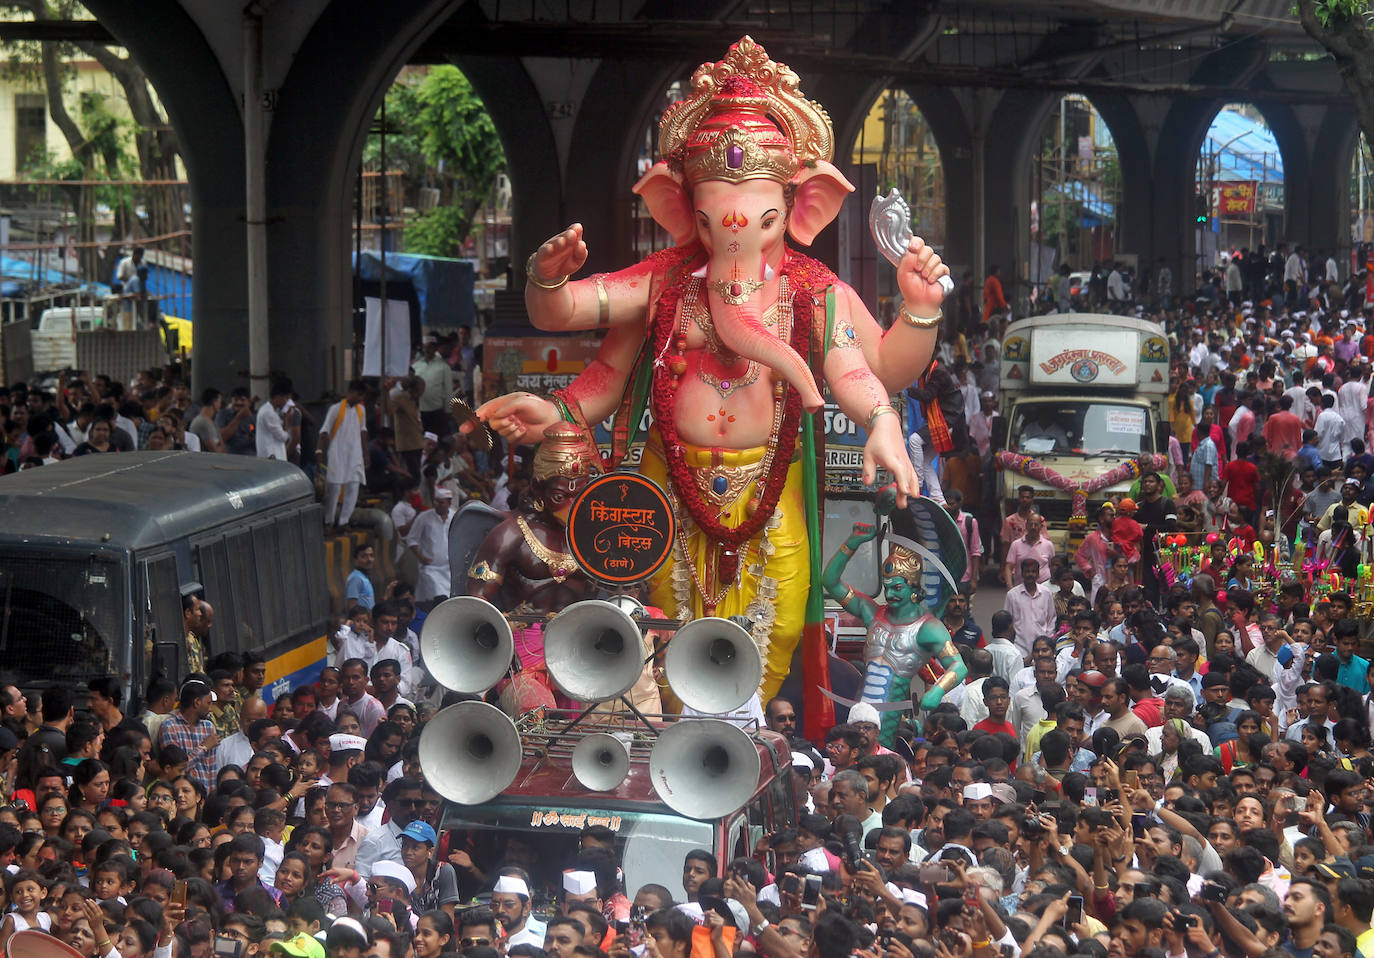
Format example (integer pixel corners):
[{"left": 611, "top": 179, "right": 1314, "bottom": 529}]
[
  {"left": 543, "top": 599, "right": 645, "bottom": 702},
  {"left": 420, "top": 595, "right": 514, "bottom": 694},
  {"left": 571, "top": 732, "right": 632, "bottom": 792},
  {"left": 418, "top": 701, "right": 523, "bottom": 805},
  {"left": 8, "top": 931, "right": 84, "bottom": 958},
  {"left": 649, "top": 718, "right": 761, "bottom": 820},
  {"left": 663, "top": 617, "right": 762, "bottom": 714}
]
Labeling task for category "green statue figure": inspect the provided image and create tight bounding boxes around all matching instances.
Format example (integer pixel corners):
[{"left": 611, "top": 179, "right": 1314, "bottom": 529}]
[{"left": 821, "top": 488, "right": 968, "bottom": 743}]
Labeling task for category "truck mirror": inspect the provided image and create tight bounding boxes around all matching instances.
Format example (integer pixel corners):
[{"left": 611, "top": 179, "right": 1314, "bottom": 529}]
[{"left": 992, "top": 418, "right": 1008, "bottom": 451}]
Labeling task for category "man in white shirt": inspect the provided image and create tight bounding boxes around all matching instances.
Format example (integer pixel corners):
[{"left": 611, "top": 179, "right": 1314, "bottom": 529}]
[
  {"left": 216, "top": 696, "right": 272, "bottom": 770},
  {"left": 984, "top": 611, "right": 1024, "bottom": 681},
  {"left": 318, "top": 380, "right": 368, "bottom": 530},
  {"left": 255, "top": 382, "right": 295, "bottom": 460},
  {"left": 1314, "top": 393, "right": 1348, "bottom": 466},
  {"left": 1284, "top": 245, "right": 1305, "bottom": 285},
  {"left": 409, "top": 488, "right": 456, "bottom": 603}
]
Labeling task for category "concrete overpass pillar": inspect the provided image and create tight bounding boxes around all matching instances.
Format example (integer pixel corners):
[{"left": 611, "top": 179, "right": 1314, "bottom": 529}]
[{"left": 85, "top": 0, "right": 248, "bottom": 395}]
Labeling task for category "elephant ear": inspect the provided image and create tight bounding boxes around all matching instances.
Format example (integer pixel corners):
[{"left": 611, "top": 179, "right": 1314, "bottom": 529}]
[
  {"left": 788, "top": 160, "right": 855, "bottom": 246},
  {"left": 632, "top": 161, "right": 695, "bottom": 246}
]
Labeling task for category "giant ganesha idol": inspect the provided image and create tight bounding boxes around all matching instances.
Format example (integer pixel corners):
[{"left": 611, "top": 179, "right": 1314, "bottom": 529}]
[{"left": 471, "top": 37, "right": 949, "bottom": 727}]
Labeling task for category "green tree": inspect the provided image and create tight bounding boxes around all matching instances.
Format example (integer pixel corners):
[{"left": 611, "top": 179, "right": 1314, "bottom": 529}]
[
  {"left": 368, "top": 66, "right": 506, "bottom": 258},
  {"left": 1297, "top": 0, "right": 1374, "bottom": 151},
  {"left": 1, "top": 0, "right": 183, "bottom": 278}
]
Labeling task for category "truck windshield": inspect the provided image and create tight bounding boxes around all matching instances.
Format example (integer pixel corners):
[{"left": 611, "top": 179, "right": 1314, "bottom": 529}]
[
  {"left": 441, "top": 803, "right": 713, "bottom": 908},
  {"left": 0, "top": 554, "right": 122, "bottom": 684},
  {"left": 1012, "top": 401, "right": 1151, "bottom": 455}
]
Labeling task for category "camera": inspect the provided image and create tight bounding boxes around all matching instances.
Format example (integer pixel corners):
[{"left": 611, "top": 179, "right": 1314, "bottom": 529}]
[
  {"left": 1177, "top": 915, "right": 1197, "bottom": 930},
  {"left": 1200, "top": 882, "right": 1228, "bottom": 904},
  {"left": 1022, "top": 816, "right": 1045, "bottom": 837}
]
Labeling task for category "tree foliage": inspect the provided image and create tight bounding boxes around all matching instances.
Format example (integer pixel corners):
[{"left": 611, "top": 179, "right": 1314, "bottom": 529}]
[
  {"left": 1, "top": 0, "right": 184, "bottom": 280},
  {"left": 1297, "top": 0, "right": 1374, "bottom": 161},
  {"left": 367, "top": 66, "right": 506, "bottom": 257}
]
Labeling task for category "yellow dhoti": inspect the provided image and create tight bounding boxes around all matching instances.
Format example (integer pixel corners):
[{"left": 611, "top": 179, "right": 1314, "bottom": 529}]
[{"left": 641, "top": 429, "right": 808, "bottom": 699}]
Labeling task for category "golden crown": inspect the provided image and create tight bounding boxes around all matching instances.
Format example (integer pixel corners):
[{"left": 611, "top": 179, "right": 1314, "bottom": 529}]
[
  {"left": 533, "top": 423, "right": 600, "bottom": 483},
  {"left": 882, "top": 545, "right": 924, "bottom": 584},
  {"left": 660, "top": 36, "right": 834, "bottom": 187}
]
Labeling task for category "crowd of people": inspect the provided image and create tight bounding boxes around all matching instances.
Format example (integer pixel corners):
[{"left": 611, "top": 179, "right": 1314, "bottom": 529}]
[{"left": 2, "top": 240, "right": 1374, "bottom": 958}]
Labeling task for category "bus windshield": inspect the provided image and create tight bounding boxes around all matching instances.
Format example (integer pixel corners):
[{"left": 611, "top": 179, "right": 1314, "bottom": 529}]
[
  {"left": 0, "top": 554, "right": 122, "bottom": 683},
  {"left": 441, "top": 803, "right": 713, "bottom": 909},
  {"left": 1012, "top": 401, "right": 1152, "bottom": 455}
]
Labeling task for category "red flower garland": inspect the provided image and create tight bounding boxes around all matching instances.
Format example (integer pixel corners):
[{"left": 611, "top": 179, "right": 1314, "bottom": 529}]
[{"left": 650, "top": 249, "right": 834, "bottom": 547}]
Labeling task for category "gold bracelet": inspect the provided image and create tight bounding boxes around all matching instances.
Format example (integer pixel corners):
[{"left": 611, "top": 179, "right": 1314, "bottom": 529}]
[
  {"left": 866, "top": 404, "right": 898, "bottom": 432},
  {"left": 594, "top": 276, "right": 610, "bottom": 327},
  {"left": 841, "top": 586, "right": 857, "bottom": 604},
  {"left": 899, "top": 305, "right": 942, "bottom": 329},
  {"left": 526, "top": 252, "right": 569, "bottom": 291},
  {"left": 971, "top": 941, "right": 992, "bottom": 950}
]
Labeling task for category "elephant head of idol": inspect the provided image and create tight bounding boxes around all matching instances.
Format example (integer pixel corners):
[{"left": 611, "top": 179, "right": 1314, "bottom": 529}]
[{"left": 633, "top": 37, "right": 854, "bottom": 413}]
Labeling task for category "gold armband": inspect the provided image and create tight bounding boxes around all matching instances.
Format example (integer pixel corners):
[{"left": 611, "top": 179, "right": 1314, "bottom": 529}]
[
  {"left": 899, "top": 305, "right": 942, "bottom": 329},
  {"left": 594, "top": 275, "right": 610, "bottom": 327},
  {"left": 469, "top": 561, "right": 503, "bottom": 584},
  {"left": 866, "top": 404, "right": 898, "bottom": 432},
  {"left": 526, "top": 252, "right": 569, "bottom": 291}
]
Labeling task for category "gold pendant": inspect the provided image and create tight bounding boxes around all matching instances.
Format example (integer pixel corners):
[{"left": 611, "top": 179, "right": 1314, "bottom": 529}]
[{"left": 708, "top": 277, "right": 765, "bottom": 305}]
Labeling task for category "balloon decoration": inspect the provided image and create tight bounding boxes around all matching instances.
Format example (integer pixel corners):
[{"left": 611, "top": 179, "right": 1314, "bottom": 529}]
[{"left": 994, "top": 453, "right": 1169, "bottom": 522}]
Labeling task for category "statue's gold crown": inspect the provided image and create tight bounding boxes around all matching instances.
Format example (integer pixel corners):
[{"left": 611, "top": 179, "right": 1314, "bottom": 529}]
[
  {"left": 882, "top": 544, "right": 924, "bottom": 584},
  {"left": 533, "top": 423, "right": 600, "bottom": 483},
  {"left": 659, "top": 36, "right": 834, "bottom": 188}
]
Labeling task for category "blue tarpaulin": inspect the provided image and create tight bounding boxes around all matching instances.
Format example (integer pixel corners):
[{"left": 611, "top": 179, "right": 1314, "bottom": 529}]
[
  {"left": 0, "top": 253, "right": 110, "bottom": 293},
  {"left": 1202, "top": 109, "right": 1284, "bottom": 182},
  {"left": 352, "top": 250, "right": 475, "bottom": 329},
  {"left": 1047, "top": 182, "right": 1116, "bottom": 228}
]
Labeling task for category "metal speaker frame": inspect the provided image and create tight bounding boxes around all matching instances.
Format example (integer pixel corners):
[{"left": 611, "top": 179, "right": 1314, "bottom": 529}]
[
  {"left": 420, "top": 595, "right": 514, "bottom": 694},
  {"left": 648, "top": 718, "right": 761, "bottom": 820},
  {"left": 419, "top": 701, "right": 523, "bottom": 805},
  {"left": 543, "top": 599, "right": 645, "bottom": 702},
  {"left": 571, "top": 731, "right": 632, "bottom": 792},
  {"left": 663, "top": 617, "right": 762, "bottom": 714}
]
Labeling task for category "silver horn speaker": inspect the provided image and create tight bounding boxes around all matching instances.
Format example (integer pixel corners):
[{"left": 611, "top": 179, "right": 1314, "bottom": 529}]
[
  {"left": 649, "top": 719, "right": 761, "bottom": 820},
  {"left": 663, "top": 617, "right": 762, "bottom": 714},
  {"left": 418, "top": 701, "right": 523, "bottom": 805},
  {"left": 420, "top": 595, "right": 513, "bottom": 694},
  {"left": 571, "top": 732, "right": 632, "bottom": 792},
  {"left": 543, "top": 599, "right": 644, "bottom": 702}
]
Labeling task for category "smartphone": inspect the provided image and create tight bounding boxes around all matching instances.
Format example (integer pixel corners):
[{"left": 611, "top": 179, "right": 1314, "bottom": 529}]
[
  {"left": 377, "top": 899, "right": 393, "bottom": 915},
  {"left": 212, "top": 938, "right": 242, "bottom": 958},
  {"left": 1083, "top": 787, "right": 1098, "bottom": 807},
  {"left": 1100, "top": 789, "right": 1119, "bottom": 805},
  {"left": 918, "top": 863, "right": 951, "bottom": 885},
  {"left": 781, "top": 874, "right": 802, "bottom": 896},
  {"left": 616, "top": 921, "right": 629, "bottom": 937},
  {"left": 1000, "top": 946, "right": 1015, "bottom": 958},
  {"left": 629, "top": 922, "right": 645, "bottom": 947},
  {"left": 963, "top": 883, "right": 980, "bottom": 906},
  {"left": 1122, "top": 770, "right": 1139, "bottom": 789},
  {"left": 1200, "top": 882, "right": 1227, "bottom": 904},
  {"left": 1283, "top": 809, "right": 1301, "bottom": 828},
  {"left": 1063, "top": 895, "right": 1084, "bottom": 928},
  {"left": 1177, "top": 915, "right": 1197, "bottom": 930},
  {"left": 171, "top": 879, "right": 188, "bottom": 906},
  {"left": 1132, "top": 814, "right": 1149, "bottom": 839},
  {"left": 802, "top": 875, "right": 822, "bottom": 910}
]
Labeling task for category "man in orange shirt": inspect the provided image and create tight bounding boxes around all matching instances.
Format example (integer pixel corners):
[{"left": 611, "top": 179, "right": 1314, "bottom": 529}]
[
  {"left": 983, "top": 265, "right": 1007, "bottom": 321},
  {"left": 1262, "top": 394, "right": 1305, "bottom": 457}
]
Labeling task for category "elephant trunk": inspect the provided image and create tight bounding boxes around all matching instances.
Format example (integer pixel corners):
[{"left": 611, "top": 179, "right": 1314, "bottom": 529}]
[{"left": 705, "top": 264, "right": 824, "bottom": 413}]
